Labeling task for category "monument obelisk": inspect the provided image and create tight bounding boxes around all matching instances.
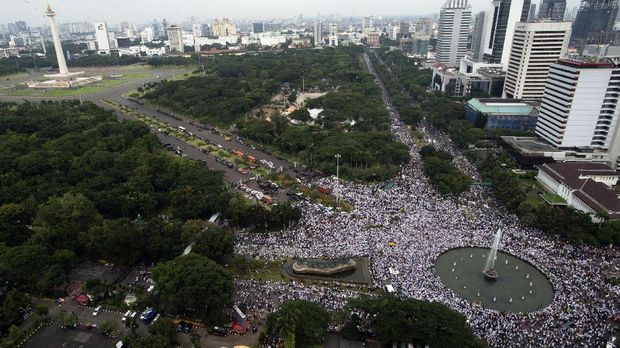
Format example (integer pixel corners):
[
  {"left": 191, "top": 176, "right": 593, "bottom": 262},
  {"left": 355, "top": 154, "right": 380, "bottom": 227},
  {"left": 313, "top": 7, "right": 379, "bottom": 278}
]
[
  {"left": 43, "top": 3, "right": 83, "bottom": 80},
  {"left": 30, "top": 4, "right": 100, "bottom": 88}
]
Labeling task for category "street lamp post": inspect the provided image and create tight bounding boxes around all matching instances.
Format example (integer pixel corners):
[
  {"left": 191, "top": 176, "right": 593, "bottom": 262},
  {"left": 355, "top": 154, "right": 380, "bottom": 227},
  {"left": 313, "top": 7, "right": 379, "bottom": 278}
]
[{"left": 335, "top": 154, "right": 341, "bottom": 205}]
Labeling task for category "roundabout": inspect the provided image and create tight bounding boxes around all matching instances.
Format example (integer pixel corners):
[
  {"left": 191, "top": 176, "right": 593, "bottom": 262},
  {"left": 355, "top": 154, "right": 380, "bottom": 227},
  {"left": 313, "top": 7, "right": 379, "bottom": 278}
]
[{"left": 435, "top": 247, "right": 554, "bottom": 313}]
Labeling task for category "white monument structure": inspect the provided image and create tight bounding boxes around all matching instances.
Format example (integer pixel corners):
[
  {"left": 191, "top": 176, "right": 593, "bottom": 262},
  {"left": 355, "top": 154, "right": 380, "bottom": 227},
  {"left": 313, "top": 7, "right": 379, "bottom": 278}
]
[{"left": 28, "top": 4, "right": 101, "bottom": 89}]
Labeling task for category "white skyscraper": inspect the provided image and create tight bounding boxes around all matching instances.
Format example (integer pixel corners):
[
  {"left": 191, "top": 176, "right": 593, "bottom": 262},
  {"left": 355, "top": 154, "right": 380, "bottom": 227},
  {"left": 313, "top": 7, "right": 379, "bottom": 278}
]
[
  {"left": 314, "top": 19, "right": 323, "bottom": 46},
  {"left": 140, "top": 27, "right": 154, "bottom": 44},
  {"left": 436, "top": 0, "right": 472, "bottom": 68},
  {"left": 329, "top": 23, "right": 338, "bottom": 47},
  {"left": 94, "top": 21, "right": 110, "bottom": 51},
  {"left": 536, "top": 59, "right": 620, "bottom": 157},
  {"left": 192, "top": 24, "right": 202, "bottom": 38},
  {"left": 167, "top": 25, "right": 184, "bottom": 53},
  {"left": 503, "top": 21, "right": 571, "bottom": 100}
]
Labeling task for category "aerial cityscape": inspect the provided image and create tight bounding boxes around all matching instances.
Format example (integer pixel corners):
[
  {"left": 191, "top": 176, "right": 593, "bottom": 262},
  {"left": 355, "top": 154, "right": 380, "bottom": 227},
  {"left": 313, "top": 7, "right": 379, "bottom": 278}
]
[{"left": 0, "top": 0, "right": 619, "bottom": 347}]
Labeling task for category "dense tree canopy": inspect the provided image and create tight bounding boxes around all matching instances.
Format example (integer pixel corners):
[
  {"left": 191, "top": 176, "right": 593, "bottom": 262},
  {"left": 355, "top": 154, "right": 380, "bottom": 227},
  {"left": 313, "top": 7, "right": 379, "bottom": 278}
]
[
  {"left": 420, "top": 145, "right": 472, "bottom": 195},
  {"left": 264, "top": 300, "right": 330, "bottom": 348},
  {"left": 151, "top": 254, "right": 234, "bottom": 323},
  {"left": 0, "top": 101, "right": 297, "bottom": 337},
  {"left": 346, "top": 295, "right": 484, "bottom": 348}
]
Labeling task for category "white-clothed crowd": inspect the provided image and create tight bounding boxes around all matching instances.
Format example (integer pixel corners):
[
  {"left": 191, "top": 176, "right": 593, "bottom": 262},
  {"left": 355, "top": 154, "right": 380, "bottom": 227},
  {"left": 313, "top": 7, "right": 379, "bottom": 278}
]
[{"left": 233, "top": 53, "right": 619, "bottom": 347}]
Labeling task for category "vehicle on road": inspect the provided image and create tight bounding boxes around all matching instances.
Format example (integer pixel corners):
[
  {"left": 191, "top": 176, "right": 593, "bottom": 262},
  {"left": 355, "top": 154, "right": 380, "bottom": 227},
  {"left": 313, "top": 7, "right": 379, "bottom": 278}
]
[
  {"left": 92, "top": 306, "right": 102, "bottom": 316},
  {"left": 177, "top": 321, "right": 194, "bottom": 334},
  {"left": 140, "top": 308, "right": 157, "bottom": 323},
  {"left": 207, "top": 325, "right": 228, "bottom": 336}
]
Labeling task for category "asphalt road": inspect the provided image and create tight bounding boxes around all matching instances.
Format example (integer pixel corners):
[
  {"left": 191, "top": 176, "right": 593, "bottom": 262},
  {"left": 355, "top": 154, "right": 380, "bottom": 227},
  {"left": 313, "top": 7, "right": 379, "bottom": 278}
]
[{"left": 111, "top": 96, "right": 300, "bottom": 180}]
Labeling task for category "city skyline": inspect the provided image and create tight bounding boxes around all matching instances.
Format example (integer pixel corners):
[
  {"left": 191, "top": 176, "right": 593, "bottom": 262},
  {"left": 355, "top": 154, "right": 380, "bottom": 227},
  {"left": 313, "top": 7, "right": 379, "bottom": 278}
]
[{"left": 2, "top": 0, "right": 581, "bottom": 26}]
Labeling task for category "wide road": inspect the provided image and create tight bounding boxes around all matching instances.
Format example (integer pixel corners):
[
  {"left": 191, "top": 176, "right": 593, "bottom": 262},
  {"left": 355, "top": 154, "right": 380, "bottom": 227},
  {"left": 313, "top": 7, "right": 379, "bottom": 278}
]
[{"left": 110, "top": 95, "right": 300, "bottom": 179}]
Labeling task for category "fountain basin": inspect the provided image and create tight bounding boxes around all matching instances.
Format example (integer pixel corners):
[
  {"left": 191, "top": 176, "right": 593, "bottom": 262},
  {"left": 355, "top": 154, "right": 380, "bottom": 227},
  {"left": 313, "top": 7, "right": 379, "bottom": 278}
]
[{"left": 435, "top": 247, "right": 554, "bottom": 313}]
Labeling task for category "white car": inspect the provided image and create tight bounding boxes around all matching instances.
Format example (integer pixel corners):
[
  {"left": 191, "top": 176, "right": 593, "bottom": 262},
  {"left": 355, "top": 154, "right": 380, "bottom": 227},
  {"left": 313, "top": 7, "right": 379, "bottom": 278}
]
[{"left": 92, "top": 306, "right": 102, "bottom": 316}]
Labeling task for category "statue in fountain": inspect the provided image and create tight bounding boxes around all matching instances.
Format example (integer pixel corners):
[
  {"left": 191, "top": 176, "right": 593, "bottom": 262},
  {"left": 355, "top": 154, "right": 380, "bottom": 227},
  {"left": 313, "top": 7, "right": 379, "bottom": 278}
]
[{"left": 483, "top": 229, "right": 502, "bottom": 280}]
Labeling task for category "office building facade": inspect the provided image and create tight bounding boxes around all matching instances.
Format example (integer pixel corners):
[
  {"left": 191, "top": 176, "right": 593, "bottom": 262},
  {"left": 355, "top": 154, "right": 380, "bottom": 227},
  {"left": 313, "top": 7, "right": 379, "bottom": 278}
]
[
  {"left": 253, "top": 22, "right": 265, "bottom": 34},
  {"left": 537, "top": 0, "right": 567, "bottom": 20},
  {"left": 472, "top": 11, "right": 489, "bottom": 61},
  {"left": 503, "top": 21, "right": 571, "bottom": 101},
  {"left": 536, "top": 59, "right": 620, "bottom": 154},
  {"left": 167, "top": 25, "right": 184, "bottom": 53},
  {"left": 94, "top": 21, "right": 110, "bottom": 51},
  {"left": 314, "top": 19, "right": 323, "bottom": 46},
  {"left": 484, "top": 0, "right": 531, "bottom": 67},
  {"left": 436, "top": 0, "right": 472, "bottom": 68},
  {"left": 571, "top": 0, "right": 619, "bottom": 44}
]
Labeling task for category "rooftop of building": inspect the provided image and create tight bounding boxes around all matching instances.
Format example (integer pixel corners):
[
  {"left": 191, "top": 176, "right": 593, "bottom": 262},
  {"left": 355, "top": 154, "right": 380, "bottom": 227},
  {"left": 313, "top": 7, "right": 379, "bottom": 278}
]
[
  {"left": 538, "top": 162, "right": 620, "bottom": 217},
  {"left": 467, "top": 98, "right": 538, "bottom": 115},
  {"left": 501, "top": 136, "right": 560, "bottom": 154},
  {"left": 442, "top": 0, "right": 471, "bottom": 9},
  {"left": 557, "top": 56, "right": 616, "bottom": 68}
]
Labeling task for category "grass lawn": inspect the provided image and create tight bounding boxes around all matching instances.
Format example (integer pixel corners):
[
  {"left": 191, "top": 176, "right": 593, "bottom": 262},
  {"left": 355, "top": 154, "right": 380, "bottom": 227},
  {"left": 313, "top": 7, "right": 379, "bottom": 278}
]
[
  {"left": 233, "top": 259, "right": 285, "bottom": 282},
  {"left": 6, "top": 89, "right": 43, "bottom": 97},
  {"left": 7, "top": 72, "right": 153, "bottom": 98},
  {"left": 541, "top": 192, "right": 567, "bottom": 205}
]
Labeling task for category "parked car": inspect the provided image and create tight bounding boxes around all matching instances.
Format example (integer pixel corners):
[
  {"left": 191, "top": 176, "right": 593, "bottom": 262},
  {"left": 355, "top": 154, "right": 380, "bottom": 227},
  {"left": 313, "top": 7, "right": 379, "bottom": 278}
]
[
  {"left": 92, "top": 306, "right": 102, "bottom": 317},
  {"left": 207, "top": 325, "right": 228, "bottom": 336},
  {"left": 139, "top": 308, "right": 157, "bottom": 323},
  {"left": 177, "top": 321, "right": 193, "bottom": 334}
]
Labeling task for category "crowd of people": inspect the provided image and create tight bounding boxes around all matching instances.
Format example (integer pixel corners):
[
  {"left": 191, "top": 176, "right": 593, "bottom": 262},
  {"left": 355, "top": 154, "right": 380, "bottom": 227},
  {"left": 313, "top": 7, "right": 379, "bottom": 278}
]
[{"left": 233, "top": 53, "right": 619, "bottom": 347}]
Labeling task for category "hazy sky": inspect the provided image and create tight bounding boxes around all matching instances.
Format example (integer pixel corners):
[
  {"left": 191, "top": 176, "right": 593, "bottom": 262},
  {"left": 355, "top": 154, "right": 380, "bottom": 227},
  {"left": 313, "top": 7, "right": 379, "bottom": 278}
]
[{"left": 3, "top": 0, "right": 581, "bottom": 26}]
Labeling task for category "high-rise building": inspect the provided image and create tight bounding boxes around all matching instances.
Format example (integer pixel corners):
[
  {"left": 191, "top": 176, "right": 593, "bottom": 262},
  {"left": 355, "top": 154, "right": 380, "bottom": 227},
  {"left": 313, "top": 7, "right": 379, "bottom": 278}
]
[
  {"left": 329, "top": 23, "right": 338, "bottom": 46},
  {"left": 571, "top": 0, "right": 619, "bottom": 44},
  {"left": 253, "top": 22, "right": 265, "bottom": 33},
  {"left": 314, "top": 19, "right": 323, "bottom": 46},
  {"left": 399, "top": 21, "right": 410, "bottom": 37},
  {"left": 202, "top": 24, "right": 211, "bottom": 37},
  {"left": 367, "top": 32, "right": 381, "bottom": 47},
  {"left": 167, "top": 25, "right": 184, "bottom": 53},
  {"left": 211, "top": 18, "right": 237, "bottom": 37},
  {"left": 162, "top": 19, "right": 168, "bottom": 39},
  {"left": 528, "top": 3, "right": 538, "bottom": 20},
  {"left": 94, "top": 21, "right": 110, "bottom": 51},
  {"left": 120, "top": 22, "right": 130, "bottom": 33},
  {"left": 140, "top": 27, "right": 154, "bottom": 43},
  {"left": 152, "top": 19, "right": 160, "bottom": 39},
  {"left": 503, "top": 21, "right": 571, "bottom": 100},
  {"left": 192, "top": 24, "right": 202, "bottom": 38},
  {"left": 537, "top": 0, "right": 567, "bottom": 20},
  {"left": 536, "top": 59, "right": 620, "bottom": 156},
  {"left": 472, "top": 11, "right": 489, "bottom": 61},
  {"left": 484, "top": 0, "right": 532, "bottom": 67},
  {"left": 363, "top": 16, "right": 374, "bottom": 32},
  {"left": 436, "top": 0, "right": 472, "bottom": 68}
]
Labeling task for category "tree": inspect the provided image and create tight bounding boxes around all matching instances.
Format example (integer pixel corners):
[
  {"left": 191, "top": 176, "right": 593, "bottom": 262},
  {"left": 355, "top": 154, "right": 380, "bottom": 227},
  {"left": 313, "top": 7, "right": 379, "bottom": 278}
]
[
  {"left": 189, "top": 330, "right": 201, "bottom": 347},
  {"left": 101, "top": 320, "right": 117, "bottom": 336},
  {"left": 148, "top": 318, "right": 177, "bottom": 343},
  {"left": 31, "top": 192, "right": 102, "bottom": 253},
  {"left": 181, "top": 220, "right": 233, "bottom": 264},
  {"left": 265, "top": 300, "right": 329, "bottom": 348},
  {"left": 347, "top": 295, "right": 484, "bottom": 348},
  {"left": 34, "top": 304, "right": 49, "bottom": 319},
  {"left": 59, "top": 310, "right": 77, "bottom": 328},
  {"left": 151, "top": 254, "right": 233, "bottom": 323}
]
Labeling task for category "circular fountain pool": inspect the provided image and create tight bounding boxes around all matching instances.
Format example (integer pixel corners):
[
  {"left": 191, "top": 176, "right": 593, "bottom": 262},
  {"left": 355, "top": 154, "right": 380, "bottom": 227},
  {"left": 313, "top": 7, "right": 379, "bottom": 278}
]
[{"left": 435, "top": 247, "right": 554, "bottom": 313}]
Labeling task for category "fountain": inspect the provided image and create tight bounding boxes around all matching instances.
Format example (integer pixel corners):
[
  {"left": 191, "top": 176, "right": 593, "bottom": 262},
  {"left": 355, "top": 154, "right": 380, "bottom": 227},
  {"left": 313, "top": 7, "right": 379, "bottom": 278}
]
[
  {"left": 435, "top": 232, "right": 555, "bottom": 312},
  {"left": 483, "top": 229, "right": 502, "bottom": 280}
]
